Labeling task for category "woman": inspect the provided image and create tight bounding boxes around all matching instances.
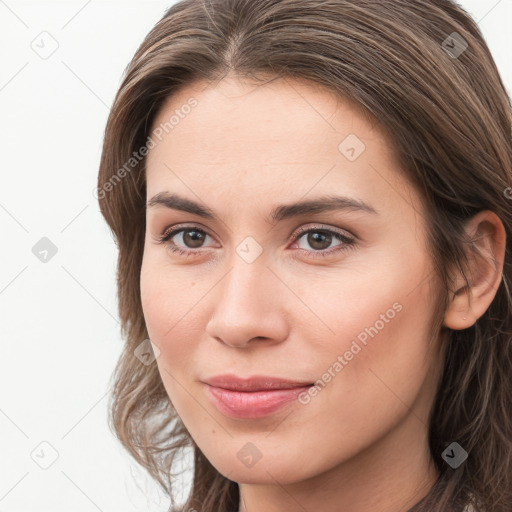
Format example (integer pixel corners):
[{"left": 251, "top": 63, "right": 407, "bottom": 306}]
[{"left": 97, "top": 1, "right": 512, "bottom": 510}]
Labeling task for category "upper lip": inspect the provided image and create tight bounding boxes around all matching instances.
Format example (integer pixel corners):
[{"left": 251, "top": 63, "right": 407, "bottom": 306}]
[{"left": 202, "top": 374, "right": 313, "bottom": 392}]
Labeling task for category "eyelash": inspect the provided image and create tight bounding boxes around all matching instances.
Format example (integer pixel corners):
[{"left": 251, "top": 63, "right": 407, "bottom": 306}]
[{"left": 155, "top": 224, "right": 357, "bottom": 260}]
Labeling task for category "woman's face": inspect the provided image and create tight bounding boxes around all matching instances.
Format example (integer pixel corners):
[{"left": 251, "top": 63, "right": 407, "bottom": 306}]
[{"left": 141, "top": 75, "right": 443, "bottom": 489}]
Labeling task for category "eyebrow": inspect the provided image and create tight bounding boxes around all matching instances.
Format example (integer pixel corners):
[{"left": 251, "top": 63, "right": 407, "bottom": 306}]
[{"left": 146, "top": 192, "right": 378, "bottom": 223}]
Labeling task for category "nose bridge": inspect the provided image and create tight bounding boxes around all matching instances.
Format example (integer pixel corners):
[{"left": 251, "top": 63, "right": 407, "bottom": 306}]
[
  {"left": 219, "top": 252, "right": 274, "bottom": 321},
  {"left": 206, "top": 250, "right": 288, "bottom": 347},
  {"left": 219, "top": 228, "right": 273, "bottom": 310}
]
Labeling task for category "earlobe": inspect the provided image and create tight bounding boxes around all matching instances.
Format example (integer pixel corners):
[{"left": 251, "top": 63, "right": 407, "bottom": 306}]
[{"left": 443, "top": 211, "right": 506, "bottom": 331}]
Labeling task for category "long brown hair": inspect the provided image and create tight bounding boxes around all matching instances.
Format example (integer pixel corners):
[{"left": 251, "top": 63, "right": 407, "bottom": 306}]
[{"left": 97, "top": 1, "right": 512, "bottom": 510}]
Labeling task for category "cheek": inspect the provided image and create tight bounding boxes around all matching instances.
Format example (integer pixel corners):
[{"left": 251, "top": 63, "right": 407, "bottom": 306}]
[
  {"left": 140, "top": 268, "right": 196, "bottom": 421},
  {"left": 310, "top": 276, "right": 438, "bottom": 438},
  {"left": 140, "top": 255, "right": 210, "bottom": 400},
  {"left": 299, "top": 248, "right": 438, "bottom": 414},
  {"left": 140, "top": 259, "right": 194, "bottom": 365},
  {"left": 140, "top": 248, "right": 201, "bottom": 336}
]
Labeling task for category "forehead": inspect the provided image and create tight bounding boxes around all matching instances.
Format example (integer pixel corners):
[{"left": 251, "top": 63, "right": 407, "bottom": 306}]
[
  {"left": 144, "top": 75, "right": 415, "bottom": 220},
  {"left": 148, "top": 75, "right": 382, "bottom": 156}
]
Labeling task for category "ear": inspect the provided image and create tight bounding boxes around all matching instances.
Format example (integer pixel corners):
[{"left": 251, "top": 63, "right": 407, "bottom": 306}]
[{"left": 443, "top": 211, "right": 506, "bottom": 330}]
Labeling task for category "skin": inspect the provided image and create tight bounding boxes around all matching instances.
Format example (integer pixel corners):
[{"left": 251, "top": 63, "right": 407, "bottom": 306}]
[{"left": 140, "top": 74, "right": 506, "bottom": 512}]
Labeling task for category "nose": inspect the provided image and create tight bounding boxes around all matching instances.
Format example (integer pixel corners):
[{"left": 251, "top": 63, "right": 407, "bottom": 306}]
[{"left": 205, "top": 259, "right": 289, "bottom": 349}]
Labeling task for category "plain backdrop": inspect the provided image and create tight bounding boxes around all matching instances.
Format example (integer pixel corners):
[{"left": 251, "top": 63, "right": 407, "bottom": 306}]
[{"left": 1, "top": 1, "right": 511, "bottom": 511}]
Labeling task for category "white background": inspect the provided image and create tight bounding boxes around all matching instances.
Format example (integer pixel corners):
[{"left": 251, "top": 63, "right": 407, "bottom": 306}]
[{"left": 1, "top": 1, "right": 511, "bottom": 511}]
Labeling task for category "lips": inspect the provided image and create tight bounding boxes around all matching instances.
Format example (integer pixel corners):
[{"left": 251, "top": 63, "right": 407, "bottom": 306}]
[
  {"left": 203, "top": 374, "right": 313, "bottom": 391},
  {"left": 202, "top": 374, "right": 314, "bottom": 419}
]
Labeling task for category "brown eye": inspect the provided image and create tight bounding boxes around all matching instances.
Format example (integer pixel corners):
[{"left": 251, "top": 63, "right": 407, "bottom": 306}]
[
  {"left": 293, "top": 227, "right": 355, "bottom": 257},
  {"left": 180, "top": 229, "right": 207, "bottom": 249},
  {"left": 301, "top": 231, "right": 334, "bottom": 251},
  {"left": 157, "top": 226, "right": 214, "bottom": 256}
]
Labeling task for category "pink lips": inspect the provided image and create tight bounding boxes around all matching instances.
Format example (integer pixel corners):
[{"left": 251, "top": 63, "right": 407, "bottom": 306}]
[{"left": 202, "top": 374, "right": 313, "bottom": 419}]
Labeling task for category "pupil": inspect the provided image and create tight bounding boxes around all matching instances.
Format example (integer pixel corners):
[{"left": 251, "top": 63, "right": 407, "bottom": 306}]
[
  {"left": 309, "top": 231, "right": 331, "bottom": 250},
  {"left": 181, "top": 230, "right": 333, "bottom": 251},
  {"left": 184, "top": 230, "right": 204, "bottom": 248}
]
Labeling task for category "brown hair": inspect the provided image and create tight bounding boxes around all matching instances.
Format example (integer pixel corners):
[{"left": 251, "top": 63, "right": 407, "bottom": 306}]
[{"left": 97, "top": 1, "right": 512, "bottom": 510}]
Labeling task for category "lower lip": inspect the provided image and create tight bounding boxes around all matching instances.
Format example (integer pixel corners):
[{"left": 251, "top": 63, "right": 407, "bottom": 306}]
[{"left": 205, "top": 384, "right": 312, "bottom": 419}]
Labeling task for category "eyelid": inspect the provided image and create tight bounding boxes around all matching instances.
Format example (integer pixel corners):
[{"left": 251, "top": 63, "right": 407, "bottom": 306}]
[
  {"left": 153, "top": 223, "right": 215, "bottom": 247},
  {"left": 291, "top": 223, "right": 355, "bottom": 241},
  {"left": 154, "top": 222, "right": 216, "bottom": 243},
  {"left": 154, "top": 222, "right": 358, "bottom": 259},
  {"left": 155, "top": 222, "right": 355, "bottom": 244}
]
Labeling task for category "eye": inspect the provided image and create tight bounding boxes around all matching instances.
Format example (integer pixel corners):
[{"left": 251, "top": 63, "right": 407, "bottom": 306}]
[
  {"left": 291, "top": 225, "right": 356, "bottom": 259},
  {"left": 155, "top": 225, "right": 214, "bottom": 257},
  {"left": 154, "top": 224, "right": 356, "bottom": 259}
]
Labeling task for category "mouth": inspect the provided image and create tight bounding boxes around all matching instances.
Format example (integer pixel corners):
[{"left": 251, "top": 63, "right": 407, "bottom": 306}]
[
  {"left": 202, "top": 374, "right": 314, "bottom": 392},
  {"left": 201, "top": 374, "right": 314, "bottom": 419}
]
